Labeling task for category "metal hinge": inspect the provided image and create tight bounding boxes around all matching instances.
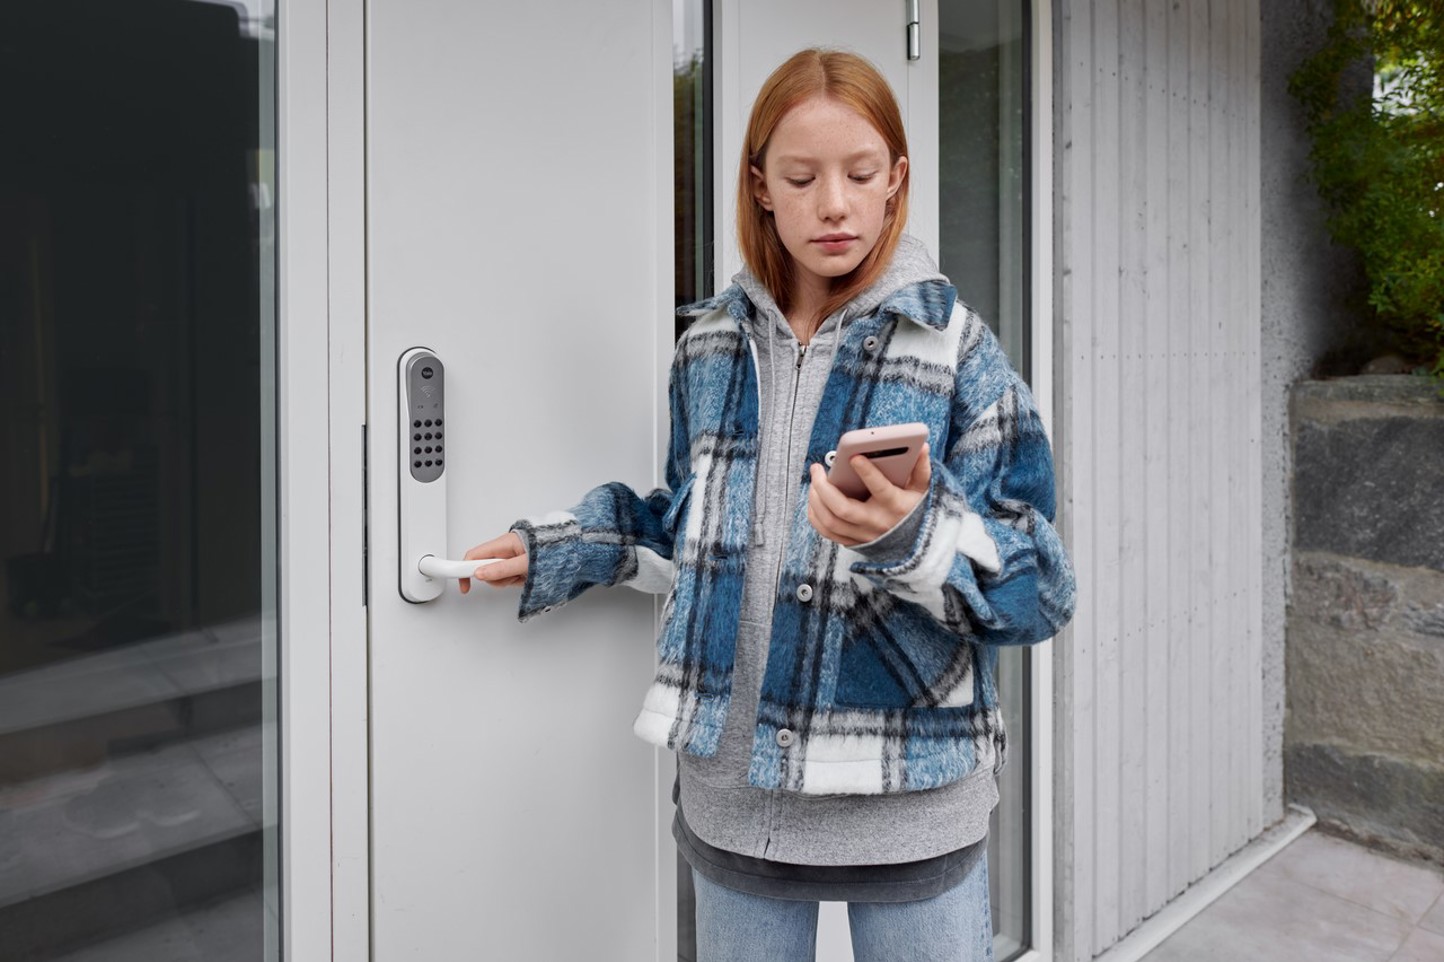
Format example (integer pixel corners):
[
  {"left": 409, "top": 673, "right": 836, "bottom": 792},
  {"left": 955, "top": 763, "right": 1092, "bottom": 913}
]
[{"left": 906, "top": 0, "right": 920, "bottom": 61}]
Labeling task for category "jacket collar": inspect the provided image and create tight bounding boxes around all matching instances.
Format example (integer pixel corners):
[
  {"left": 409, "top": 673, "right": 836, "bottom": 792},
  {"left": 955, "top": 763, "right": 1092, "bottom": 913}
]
[{"left": 677, "top": 278, "right": 956, "bottom": 333}]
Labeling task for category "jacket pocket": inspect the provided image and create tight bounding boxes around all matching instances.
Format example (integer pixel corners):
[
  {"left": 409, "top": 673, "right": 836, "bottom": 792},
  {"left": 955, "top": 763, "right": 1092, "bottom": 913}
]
[{"left": 831, "top": 600, "right": 978, "bottom": 711}]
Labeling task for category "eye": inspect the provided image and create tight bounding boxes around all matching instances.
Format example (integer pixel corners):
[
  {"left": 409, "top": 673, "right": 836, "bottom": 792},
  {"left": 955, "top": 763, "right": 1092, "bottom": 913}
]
[
  {"left": 786, "top": 177, "right": 813, "bottom": 187},
  {"left": 850, "top": 171, "right": 878, "bottom": 183}
]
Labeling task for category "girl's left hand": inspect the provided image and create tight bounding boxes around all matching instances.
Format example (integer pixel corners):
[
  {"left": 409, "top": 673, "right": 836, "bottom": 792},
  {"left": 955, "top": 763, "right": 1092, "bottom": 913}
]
[{"left": 807, "top": 442, "right": 931, "bottom": 547}]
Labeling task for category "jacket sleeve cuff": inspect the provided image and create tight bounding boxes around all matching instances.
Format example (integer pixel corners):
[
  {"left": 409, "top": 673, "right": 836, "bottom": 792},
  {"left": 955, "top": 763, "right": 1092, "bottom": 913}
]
[
  {"left": 509, "top": 516, "right": 619, "bottom": 621},
  {"left": 847, "top": 482, "right": 1001, "bottom": 591},
  {"left": 849, "top": 495, "right": 928, "bottom": 562},
  {"left": 510, "top": 521, "right": 554, "bottom": 621}
]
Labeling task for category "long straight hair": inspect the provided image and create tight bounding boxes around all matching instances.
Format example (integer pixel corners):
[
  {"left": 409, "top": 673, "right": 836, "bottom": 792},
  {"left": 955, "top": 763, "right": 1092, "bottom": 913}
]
[{"left": 737, "top": 49, "right": 910, "bottom": 324}]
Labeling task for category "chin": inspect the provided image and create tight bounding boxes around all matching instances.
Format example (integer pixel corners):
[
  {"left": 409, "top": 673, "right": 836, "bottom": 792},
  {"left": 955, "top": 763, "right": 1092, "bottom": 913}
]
[{"left": 812, "top": 257, "right": 866, "bottom": 279}]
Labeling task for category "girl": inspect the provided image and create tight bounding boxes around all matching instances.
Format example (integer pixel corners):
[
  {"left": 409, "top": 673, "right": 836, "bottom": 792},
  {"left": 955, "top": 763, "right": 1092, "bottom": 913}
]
[{"left": 460, "top": 48, "right": 1075, "bottom": 962}]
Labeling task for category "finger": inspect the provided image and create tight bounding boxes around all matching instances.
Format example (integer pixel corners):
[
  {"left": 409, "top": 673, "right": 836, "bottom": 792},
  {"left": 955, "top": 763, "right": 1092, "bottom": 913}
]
[
  {"left": 809, "top": 463, "right": 866, "bottom": 524},
  {"left": 808, "top": 481, "right": 873, "bottom": 545},
  {"left": 463, "top": 559, "right": 503, "bottom": 592},
  {"left": 807, "top": 501, "right": 858, "bottom": 546},
  {"left": 464, "top": 532, "right": 525, "bottom": 561},
  {"left": 807, "top": 472, "right": 848, "bottom": 533},
  {"left": 476, "top": 555, "right": 528, "bottom": 583},
  {"left": 905, "top": 443, "right": 932, "bottom": 492},
  {"left": 852, "top": 454, "right": 901, "bottom": 501}
]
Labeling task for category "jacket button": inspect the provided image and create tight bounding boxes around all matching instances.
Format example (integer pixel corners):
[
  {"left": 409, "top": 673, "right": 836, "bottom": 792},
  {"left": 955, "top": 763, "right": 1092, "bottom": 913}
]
[
  {"left": 823, "top": 450, "right": 837, "bottom": 468},
  {"left": 796, "top": 583, "right": 813, "bottom": 603},
  {"left": 863, "top": 335, "right": 880, "bottom": 352},
  {"left": 776, "top": 729, "right": 795, "bottom": 748}
]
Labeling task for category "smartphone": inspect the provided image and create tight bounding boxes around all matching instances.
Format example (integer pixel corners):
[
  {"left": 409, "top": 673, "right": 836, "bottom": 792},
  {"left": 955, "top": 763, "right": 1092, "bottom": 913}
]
[{"left": 826, "top": 422, "right": 930, "bottom": 500}]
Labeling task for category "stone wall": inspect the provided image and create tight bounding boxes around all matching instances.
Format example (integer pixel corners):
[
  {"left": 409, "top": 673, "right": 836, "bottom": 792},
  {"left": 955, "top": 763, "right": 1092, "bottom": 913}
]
[
  {"left": 1260, "top": 0, "right": 1371, "bottom": 828},
  {"left": 1288, "top": 376, "right": 1444, "bottom": 864}
]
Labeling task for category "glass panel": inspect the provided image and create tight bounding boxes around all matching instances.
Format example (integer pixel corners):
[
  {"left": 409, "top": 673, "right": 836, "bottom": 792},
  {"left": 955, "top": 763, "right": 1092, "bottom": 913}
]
[
  {"left": 0, "top": 2, "right": 280, "bottom": 960},
  {"left": 939, "top": 2, "right": 1032, "bottom": 958},
  {"left": 673, "top": 2, "right": 711, "bottom": 957},
  {"left": 674, "top": 0, "right": 715, "bottom": 329}
]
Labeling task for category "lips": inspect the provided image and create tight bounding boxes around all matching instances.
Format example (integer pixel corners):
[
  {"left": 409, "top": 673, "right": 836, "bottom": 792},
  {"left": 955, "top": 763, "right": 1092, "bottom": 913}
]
[{"left": 813, "top": 234, "right": 858, "bottom": 253}]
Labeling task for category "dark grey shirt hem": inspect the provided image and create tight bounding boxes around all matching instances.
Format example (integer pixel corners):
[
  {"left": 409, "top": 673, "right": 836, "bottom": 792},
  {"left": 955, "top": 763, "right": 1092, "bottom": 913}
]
[{"left": 674, "top": 806, "right": 986, "bottom": 903}]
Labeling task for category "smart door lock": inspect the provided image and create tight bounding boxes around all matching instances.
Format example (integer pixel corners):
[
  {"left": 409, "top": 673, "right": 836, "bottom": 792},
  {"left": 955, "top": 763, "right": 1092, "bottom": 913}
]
[
  {"left": 398, "top": 347, "right": 501, "bottom": 603},
  {"left": 399, "top": 347, "right": 449, "bottom": 602}
]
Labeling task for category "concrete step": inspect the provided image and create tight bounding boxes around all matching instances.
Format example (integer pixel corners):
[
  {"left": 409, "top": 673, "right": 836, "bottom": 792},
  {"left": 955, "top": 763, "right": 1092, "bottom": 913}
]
[
  {"left": 0, "top": 618, "right": 264, "bottom": 785},
  {"left": 37, "top": 887, "right": 267, "bottom": 962},
  {"left": 0, "top": 724, "right": 266, "bottom": 960},
  {"left": 0, "top": 618, "right": 268, "bottom": 962}
]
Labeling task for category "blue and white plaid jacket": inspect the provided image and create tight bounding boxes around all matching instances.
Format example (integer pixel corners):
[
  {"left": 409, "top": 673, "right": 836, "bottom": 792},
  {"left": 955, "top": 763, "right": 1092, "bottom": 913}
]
[{"left": 512, "top": 277, "right": 1075, "bottom": 796}]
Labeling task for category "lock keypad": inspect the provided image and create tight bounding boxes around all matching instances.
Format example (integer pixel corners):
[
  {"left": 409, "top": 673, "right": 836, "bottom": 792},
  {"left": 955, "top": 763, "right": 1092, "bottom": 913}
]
[{"left": 405, "top": 354, "right": 445, "bottom": 483}]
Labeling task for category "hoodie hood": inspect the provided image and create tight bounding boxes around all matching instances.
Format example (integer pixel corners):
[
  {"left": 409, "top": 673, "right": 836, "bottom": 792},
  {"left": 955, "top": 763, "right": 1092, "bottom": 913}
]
[{"left": 678, "top": 234, "right": 957, "bottom": 336}]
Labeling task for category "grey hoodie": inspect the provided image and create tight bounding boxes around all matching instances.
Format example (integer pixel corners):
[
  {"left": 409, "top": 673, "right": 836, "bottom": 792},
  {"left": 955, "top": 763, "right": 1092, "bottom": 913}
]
[{"left": 677, "top": 236, "right": 998, "bottom": 865}]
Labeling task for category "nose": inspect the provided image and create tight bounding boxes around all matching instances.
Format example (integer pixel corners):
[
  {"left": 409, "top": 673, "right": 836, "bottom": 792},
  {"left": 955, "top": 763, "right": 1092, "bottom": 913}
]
[{"left": 817, "top": 172, "right": 847, "bottom": 222}]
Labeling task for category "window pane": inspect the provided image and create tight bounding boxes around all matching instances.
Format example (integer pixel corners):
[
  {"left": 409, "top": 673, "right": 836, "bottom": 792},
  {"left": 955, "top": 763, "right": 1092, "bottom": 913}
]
[
  {"left": 674, "top": 0, "right": 714, "bottom": 328},
  {"left": 673, "top": 1, "right": 711, "bottom": 956},
  {"left": 939, "top": 1, "right": 1032, "bottom": 958},
  {"left": 0, "top": 3, "right": 280, "bottom": 959}
]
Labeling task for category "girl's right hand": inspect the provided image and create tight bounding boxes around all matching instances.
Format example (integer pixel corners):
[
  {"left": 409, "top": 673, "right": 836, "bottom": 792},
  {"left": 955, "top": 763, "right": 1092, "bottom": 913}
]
[{"left": 458, "top": 532, "right": 527, "bottom": 594}]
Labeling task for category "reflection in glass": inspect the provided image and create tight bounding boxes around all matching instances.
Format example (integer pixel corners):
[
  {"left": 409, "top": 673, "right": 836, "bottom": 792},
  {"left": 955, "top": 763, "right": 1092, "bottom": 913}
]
[
  {"left": 0, "top": 2, "right": 279, "bottom": 960},
  {"left": 674, "top": 0, "right": 714, "bottom": 328},
  {"left": 940, "top": 2, "right": 1032, "bottom": 958},
  {"left": 674, "top": 2, "right": 711, "bottom": 958}
]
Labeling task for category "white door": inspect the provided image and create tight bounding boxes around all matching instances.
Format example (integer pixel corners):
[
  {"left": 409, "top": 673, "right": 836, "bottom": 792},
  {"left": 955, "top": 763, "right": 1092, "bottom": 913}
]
[
  {"left": 364, "top": 3, "right": 940, "bottom": 960},
  {"left": 365, "top": 1, "right": 670, "bottom": 958}
]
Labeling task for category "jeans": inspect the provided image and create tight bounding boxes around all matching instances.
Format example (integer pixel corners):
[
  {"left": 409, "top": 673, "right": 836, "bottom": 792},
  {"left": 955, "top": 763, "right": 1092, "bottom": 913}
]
[{"left": 691, "top": 853, "right": 995, "bottom": 962}]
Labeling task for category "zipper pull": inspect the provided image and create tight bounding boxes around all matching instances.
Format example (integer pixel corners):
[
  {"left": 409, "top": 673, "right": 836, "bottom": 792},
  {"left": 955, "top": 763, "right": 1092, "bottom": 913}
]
[{"left": 797, "top": 344, "right": 807, "bottom": 369}]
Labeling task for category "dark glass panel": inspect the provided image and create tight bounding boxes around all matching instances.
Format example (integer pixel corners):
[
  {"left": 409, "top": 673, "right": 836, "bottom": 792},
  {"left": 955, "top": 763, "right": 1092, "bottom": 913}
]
[{"left": 0, "top": 3, "right": 279, "bottom": 959}]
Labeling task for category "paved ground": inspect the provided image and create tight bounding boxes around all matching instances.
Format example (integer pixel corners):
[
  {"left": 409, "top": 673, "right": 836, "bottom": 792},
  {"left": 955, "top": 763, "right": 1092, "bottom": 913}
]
[{"left": 1141, "top": 828, "right": 1444, "bottom": 962}]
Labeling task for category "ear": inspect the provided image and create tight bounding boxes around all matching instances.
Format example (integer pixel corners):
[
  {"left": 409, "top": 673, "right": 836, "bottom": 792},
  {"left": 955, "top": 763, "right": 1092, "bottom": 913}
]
[
  {"left": 749, "top": 164, "right": 774, "bottom": 211},
  {"left": 886, "top": 155, "right": 908, "bottom": 199}
]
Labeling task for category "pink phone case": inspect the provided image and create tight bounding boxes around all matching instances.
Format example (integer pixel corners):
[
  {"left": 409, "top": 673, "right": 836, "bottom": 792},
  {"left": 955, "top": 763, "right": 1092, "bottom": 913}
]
[{"left": 826, "top": 422, "right": 929, "bottom": 500}]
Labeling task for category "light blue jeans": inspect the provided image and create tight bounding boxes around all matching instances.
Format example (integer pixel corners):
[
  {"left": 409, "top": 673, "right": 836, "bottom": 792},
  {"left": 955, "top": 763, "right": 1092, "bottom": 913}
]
[{"left": 691, "top": 853, "right": 995, "bottom": 962}]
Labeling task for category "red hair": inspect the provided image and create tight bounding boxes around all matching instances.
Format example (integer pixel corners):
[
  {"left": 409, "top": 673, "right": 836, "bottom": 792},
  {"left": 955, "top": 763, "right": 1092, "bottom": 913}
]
[{"left": 737, "top": 49, "right": 910, "bottom": 323}]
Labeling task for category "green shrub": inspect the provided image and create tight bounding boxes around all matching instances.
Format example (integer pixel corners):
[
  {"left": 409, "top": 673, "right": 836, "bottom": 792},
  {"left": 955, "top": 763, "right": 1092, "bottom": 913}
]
[{"left": 1290, "top": 0, "right": 1444, "bottom": 385}]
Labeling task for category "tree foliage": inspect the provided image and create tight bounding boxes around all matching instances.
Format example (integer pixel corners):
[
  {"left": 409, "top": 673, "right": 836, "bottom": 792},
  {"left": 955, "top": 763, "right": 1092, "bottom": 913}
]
[{"left": 1290, "top": 0, "right": 1444, "bottom": 383}]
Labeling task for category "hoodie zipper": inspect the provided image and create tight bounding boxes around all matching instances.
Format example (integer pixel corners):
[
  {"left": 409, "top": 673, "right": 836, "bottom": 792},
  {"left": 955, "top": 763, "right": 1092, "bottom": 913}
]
[{"left": 770, "top": 340, "right": 807, "bottom": 592}]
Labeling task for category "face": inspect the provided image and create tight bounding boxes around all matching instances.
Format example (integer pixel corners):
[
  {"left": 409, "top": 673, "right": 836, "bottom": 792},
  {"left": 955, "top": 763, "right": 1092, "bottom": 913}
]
[{"left": 751, "top": 95, "right": 907, "bottom": 302}]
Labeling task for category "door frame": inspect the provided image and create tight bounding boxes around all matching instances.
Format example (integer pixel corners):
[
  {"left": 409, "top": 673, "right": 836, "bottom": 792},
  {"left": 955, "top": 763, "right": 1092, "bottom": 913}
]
[
  {"left": 275, "top": 0, "right": 369, "bottom": 957},
  {"left": 275, "top": 0, "right": 1056, "bottom": 959},
  {"left": 1027, "top": 0, "right": 1057, "bottom": 958}
]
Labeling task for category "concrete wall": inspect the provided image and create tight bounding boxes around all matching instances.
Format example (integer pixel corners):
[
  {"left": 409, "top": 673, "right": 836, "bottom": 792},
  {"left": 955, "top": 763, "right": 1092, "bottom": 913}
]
[
  {"left": 1259, "top": 0, "right": 1370, "bottom": 836},
  {"left": 1287, "top": 377, "right": 1444, "bottom": 865}
]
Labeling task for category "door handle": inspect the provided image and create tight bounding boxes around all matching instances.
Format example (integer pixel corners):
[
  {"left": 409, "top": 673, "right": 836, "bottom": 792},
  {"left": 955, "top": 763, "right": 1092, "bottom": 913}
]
[{"left": 416, "top": 555, "right": 499, "bottom": 580}]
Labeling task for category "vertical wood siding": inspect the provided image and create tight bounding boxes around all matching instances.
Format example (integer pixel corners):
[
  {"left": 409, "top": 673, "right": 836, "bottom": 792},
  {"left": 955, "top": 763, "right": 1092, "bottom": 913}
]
[{"left": 1056, "top": 0, "right": 1263, "bottom": 957}]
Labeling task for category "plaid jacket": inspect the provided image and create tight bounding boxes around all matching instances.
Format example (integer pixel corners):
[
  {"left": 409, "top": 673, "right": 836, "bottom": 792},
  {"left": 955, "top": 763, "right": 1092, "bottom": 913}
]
[{"left": 511, "top": 278, "right": 1075, "bottom": 796}]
